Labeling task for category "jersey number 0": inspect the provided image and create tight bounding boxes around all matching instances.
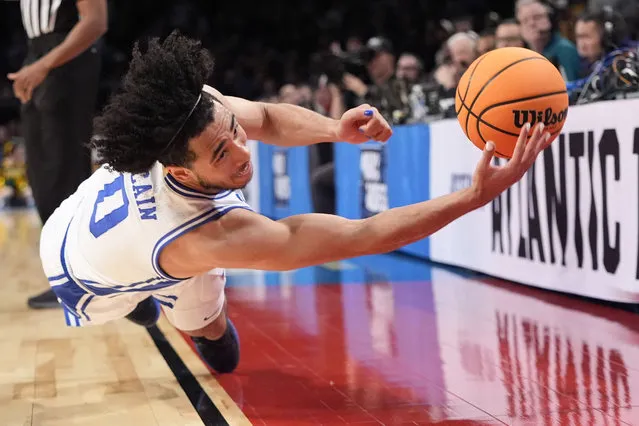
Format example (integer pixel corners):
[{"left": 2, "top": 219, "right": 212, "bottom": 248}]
[{"left": 90, "top": 175, "right": 130, "bottom": 238}]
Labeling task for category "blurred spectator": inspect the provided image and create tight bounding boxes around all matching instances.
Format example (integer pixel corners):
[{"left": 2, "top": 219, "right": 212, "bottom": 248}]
[
  {"left": 447, "top": 31, "right": 480, "bottom": 87},
  {"left": 362, "top": 37, "right": 396, "bottom": 89},
  {"left": 575, "top": 11, "right": 606, "bottom": 76},
  {"left": 417, "top": 31, "right": 480, "bottom": 121},
  {"left": 345, "top": 36, "right": 364, "bottom": 53},
  {"left": 495, "top": 19, "right": 526, "bottom": 48},
  {"left": 483, "top": 11, "right": 502, "bottom": 32},
  {"left": 308, "top": 76, "right": 344, "bottom": 216},
  {"left": 278, "top": 84, "right": 301, "bottom": 105},
  {"left": 430, "top": 46, "right": 457, "bottom": 91},
  {"left": 312, "top": 76, "right": 345, "bottom": 119},
  {"left": 394, "top": 53, "right": 431, "bottom": 123},
  {"left": 515, "top": 0, "right": 581, "bottom": 81},
  {"left": 297, "top": 83, "right": 314, "bottom": 109},
  {"left": 396, "top": 53, "right": 423, "bottom": 83},
  {"left": 575, "top": 7, "right": 631, "bottom": 77},
  {"left": 261, "top": 79, "right": 278, "bottom": 101},
  {"left": 342, "top": 36, "right": 411, "bottom": 124},
  {"left": 478, "top": 28, "right": 496, "bottom": 55},
  {"left": 429, "top": 31, "right": 481, "bottom": 118},
  {"left": 452, "top": 16, "right": 475, "bottom": 33},
  {"left": 425, "top": 32, "right": 477, "bottom": 96}
]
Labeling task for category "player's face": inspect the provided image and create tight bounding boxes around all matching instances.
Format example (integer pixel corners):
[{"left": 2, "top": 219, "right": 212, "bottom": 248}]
[{"left": 174, "top": 104, "right": 252, "bottom": 193}]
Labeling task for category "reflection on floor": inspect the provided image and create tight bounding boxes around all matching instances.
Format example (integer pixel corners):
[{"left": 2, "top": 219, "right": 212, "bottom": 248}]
[
  {"left": 206, "top": 254, "right": 639, "bottom": 425},
  {"left": 4, "top": 208, "right": 639, "bottom": 425}
]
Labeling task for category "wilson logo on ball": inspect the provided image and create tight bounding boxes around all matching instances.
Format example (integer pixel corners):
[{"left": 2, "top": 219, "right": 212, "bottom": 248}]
[{"left": 512, "top": 107, "right": 568, "bottom": 128}]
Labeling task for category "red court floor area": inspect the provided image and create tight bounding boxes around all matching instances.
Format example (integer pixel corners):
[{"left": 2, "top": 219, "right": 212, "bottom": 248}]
[{"left": 196, "top": 254, "right": 639, "bottom": 425}]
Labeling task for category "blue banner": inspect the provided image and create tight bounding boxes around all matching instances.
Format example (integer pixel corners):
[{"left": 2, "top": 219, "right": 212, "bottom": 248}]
[
  {"left": 257, "top": 143, "right": 312, "bottom": 220},
  {"left": 257, "top": 143, "right": 275, "bottom": 218},
  {"left": 360, "top": 142, "right": 389, "bottom": 218},
  {"left": 335, "top": 124, "right": 431, "bottom": 259}
]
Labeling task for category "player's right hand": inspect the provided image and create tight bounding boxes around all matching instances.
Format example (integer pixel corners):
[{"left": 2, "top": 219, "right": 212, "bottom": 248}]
[{"left": 470, "top": 122, "right": 551, "bottom": 207}]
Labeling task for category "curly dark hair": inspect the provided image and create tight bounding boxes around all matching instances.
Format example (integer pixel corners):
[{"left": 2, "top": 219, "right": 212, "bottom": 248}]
[{"left": 92, "top": 30, "right": 216, "bottom": 174}]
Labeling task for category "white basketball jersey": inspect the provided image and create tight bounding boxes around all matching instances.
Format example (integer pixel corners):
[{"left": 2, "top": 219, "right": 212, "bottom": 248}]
[{"left": 46, "top": 162, "right": 252, "bottom": 295}]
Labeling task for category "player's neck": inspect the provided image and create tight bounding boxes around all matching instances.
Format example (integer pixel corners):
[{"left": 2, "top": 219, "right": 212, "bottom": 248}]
[{"left": 166, "top": 171, "right": 226, "bottom": 196}]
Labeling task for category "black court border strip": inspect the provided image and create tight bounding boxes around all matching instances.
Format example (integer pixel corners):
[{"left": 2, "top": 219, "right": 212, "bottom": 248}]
[{"left": 147, "top": 325, "right": 230, "bottom": 426}]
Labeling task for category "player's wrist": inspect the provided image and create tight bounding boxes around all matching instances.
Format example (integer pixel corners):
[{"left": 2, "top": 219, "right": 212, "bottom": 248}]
[
  {"left": 329, "top": 118, "right": 341, "bottom": 141},
  {"left": 459, "top": 186, "right": 486, "bottom": 211}
]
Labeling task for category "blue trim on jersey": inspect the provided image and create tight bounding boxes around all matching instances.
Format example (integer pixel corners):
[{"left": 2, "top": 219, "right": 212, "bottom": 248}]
[
  {"left": 164, "top": 174, "right": 233, "bottom": 200},
  {"left": 47, "top": 273, "right": 66, "bottom": 281},
  {"left": 50, "top": 220, "right": 95, "bottom": 322},
  {"left": 78, "top": 278, "right": 179, "bottom": 296},
  {"left": 79, "top": 296, "right": 94, "bottom": 321},
  {"left": 154, "top": 294, "right": 178, "bottom": 301},
  {"left": 151, "top": 204, "right": 252, "bottom": 280},
  {"left": 79, "top": 276, "right": 179, "bottom": 293},
  {"left": 63, "top": 307, "right": 81, "bottom": 327},
  {"left": 111, "top": 276, "right": 165, "bottom": 290},
  {"left": 51, "top": 280, "right": 94, "bottom": 323},
  {"left": 153, "top": 297, "right": 175, "bottom": 309}
]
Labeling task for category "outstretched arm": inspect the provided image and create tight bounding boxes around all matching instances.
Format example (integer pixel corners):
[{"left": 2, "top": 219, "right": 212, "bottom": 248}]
[
  {"left": 162, "top": 187, "right": 479, "bottom": 275},
  {"left": 202, "top": 84, "right": 391, "bottom": 147},
  {"left": 160, "top": 123, "right": 551, "bottom": 277}
]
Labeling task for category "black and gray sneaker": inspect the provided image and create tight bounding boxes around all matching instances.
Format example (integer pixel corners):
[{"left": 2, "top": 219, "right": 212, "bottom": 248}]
[
  {"left": 27, "top": 288, "right": 60, "bottom": 309},
  {"left": 191, "top": 318, "right": 240, "bottom": 374}
]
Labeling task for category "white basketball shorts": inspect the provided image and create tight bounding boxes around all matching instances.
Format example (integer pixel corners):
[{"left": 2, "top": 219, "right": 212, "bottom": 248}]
[{"left": 39, "top": 198, "right": 226, "bottom": 332}]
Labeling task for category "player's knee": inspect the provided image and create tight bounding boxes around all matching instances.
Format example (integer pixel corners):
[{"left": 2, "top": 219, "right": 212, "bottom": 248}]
[{"left": 182, "top": 312, "right": 227, "bottom": 340}]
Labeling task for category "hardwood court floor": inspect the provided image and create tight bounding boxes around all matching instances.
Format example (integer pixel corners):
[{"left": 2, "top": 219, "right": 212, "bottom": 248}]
[
  {"left": 0, "top": 210, "right": 248, "bottom": 426},
  {"left": 4, "top": 208, "right": 639, "bottom": 425}
]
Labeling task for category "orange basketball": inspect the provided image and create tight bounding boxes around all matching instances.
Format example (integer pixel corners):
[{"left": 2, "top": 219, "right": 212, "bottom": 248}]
[{"left": 455, "top": 47, "right": 569, "bottom": 158}]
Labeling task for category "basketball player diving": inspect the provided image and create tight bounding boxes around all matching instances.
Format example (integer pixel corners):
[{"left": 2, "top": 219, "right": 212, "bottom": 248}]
[{"left": 39, "top": 31, "right": 552, "bottom": 374}]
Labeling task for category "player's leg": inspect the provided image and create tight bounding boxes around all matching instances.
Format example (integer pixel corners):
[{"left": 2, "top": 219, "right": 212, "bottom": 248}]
[
  {"left": 186, "top": 299, "right": 241, "bottom": 374},
  {"left": 154, "top": 272, "right": 240, "bottom": 374}
]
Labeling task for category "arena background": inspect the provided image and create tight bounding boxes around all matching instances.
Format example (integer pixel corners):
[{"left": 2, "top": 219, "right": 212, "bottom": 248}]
[
  {"left": 4, "top": 0, "right": 639, "bottom": 300},
  {"left": 3, "top": 0, "right": 639, "bottom": 423}
]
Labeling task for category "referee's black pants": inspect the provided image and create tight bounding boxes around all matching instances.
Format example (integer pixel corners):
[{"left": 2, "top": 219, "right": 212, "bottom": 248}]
[{"left": 21, "top": 33, "right": 100, "bottom": 225}]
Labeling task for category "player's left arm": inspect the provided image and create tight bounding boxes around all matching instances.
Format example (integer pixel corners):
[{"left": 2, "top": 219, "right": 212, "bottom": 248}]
[{"left": 202, "top": 85, "right": 392, "bottom": 147}]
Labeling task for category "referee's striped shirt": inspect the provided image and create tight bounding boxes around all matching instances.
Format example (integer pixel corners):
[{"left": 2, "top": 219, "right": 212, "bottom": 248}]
[{"left": 19, "top": 0, "right": 78, "bottom": 39}]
